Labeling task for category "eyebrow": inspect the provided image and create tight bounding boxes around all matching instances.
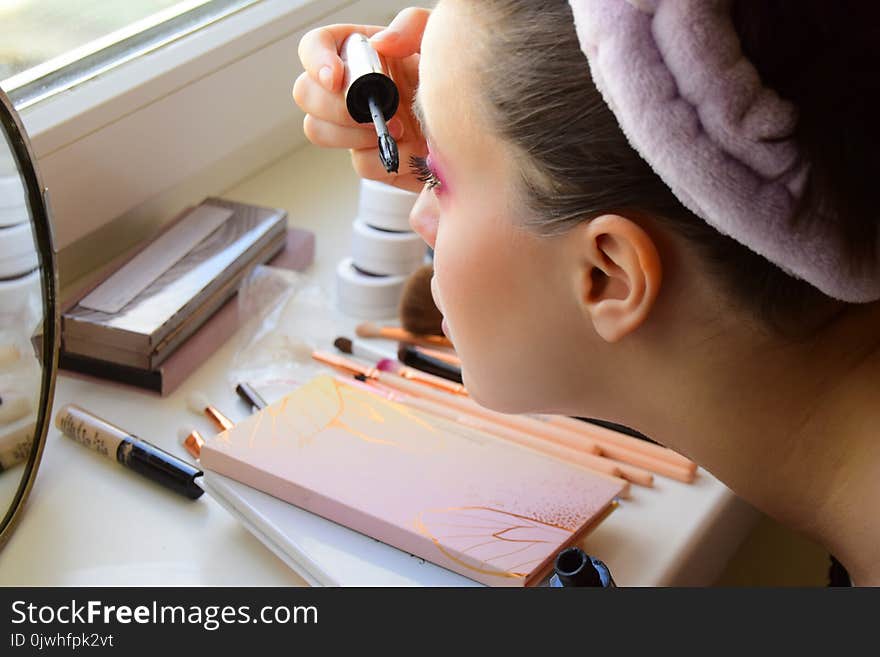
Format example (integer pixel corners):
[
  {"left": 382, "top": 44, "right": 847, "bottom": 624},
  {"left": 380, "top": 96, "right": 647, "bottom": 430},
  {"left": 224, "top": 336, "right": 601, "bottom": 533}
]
[{"left": 411, "top": 87, "right": 431, "bottom": 139}]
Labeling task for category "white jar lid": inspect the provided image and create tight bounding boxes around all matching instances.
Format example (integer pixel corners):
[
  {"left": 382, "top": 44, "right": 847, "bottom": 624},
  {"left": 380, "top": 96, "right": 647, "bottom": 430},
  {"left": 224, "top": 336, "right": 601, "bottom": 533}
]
[
  {"left": 357, "top": 179, "right": 418, "bottom": 232},
  {"left": 350, "top": 217, "right": 426, "bottom": 276},
  {"left": 336, "top": 257, "right": 406, "bottom": 320},
  {"left": 0, "top": 221, "right": 39, "bottom": 279}
]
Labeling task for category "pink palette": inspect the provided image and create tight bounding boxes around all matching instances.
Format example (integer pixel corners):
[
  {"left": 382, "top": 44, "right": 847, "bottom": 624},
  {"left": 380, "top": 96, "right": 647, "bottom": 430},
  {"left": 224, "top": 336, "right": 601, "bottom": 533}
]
[{"left": 200, "top": 376, "right": 624, "bottom": 586}]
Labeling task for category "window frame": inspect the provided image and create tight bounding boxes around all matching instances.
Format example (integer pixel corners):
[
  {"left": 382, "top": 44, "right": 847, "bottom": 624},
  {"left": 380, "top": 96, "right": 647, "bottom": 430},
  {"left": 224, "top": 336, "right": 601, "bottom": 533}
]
[
  {"left": 12, "top": 0, "right": 414, "bottom": 257},
  {"left": 4, "top": 0, "right": 262, "bottom": 109}
]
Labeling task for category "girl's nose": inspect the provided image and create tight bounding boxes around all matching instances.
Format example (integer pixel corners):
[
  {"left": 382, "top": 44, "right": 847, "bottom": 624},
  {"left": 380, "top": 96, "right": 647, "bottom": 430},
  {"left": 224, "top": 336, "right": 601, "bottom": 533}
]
[{"left": 409, "top": 186, "right": 440, "bottom": 249}]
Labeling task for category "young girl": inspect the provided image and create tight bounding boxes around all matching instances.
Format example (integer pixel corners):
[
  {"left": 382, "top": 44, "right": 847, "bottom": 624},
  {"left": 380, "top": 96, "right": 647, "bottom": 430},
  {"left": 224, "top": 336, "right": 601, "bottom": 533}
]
[{"left": 293, "top": 1, "right": 880, "bottom": 585}]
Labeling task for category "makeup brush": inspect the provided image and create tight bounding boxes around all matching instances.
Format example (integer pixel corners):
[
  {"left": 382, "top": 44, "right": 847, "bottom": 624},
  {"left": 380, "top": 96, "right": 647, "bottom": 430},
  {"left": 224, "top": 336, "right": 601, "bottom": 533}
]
[
  {"left": 398, "top": 264, "right": 444, "bottom": 337},
  {"left": 377, "top": 358, "right": 466, "bottom": 396},
  {"left": 356, "top": 321, "right": 453, "bottom": 349},
  {"left": 178, "top": 426, "right": 205, "bottom": 460},
  {"left": 235, "top": 382, "right": 268, "bottom": 412},
  {"left": 411, "top": 345, "right": 461, "bottom": 367},
  {"left": 187, "top": 392, "right": 234, "bottom": 432},
  {"left": 315, "top": 349, "right": 694, "bottom": 483},
  {"left": 328, "top": 372, "right": 632, "bottom": 496},
  {"left": 334, "top": 336, "right": 396, "bottom": 363},
  {"left": 397, "top": 344, "right": 462, "bottom": 383},
  {"left": 382, "top": 349, "right": 694, "bottom": 479}
]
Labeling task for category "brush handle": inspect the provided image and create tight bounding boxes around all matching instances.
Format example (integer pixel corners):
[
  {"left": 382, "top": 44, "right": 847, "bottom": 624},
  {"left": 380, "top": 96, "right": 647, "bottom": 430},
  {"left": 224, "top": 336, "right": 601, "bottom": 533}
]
[
  {"left": 374, "top": 326, "right": 453, "bottom": 349},
  {"left": 398, "top": 345, "right": 462, "bottom": 383},
  {"left": 540, "top": 415, "right": 696, "bottom": 475},
  {"left": 412, "top": 346, "right": 461, "bottom": 367},
  {"left": 396, "top": 364, "right": 466, "bottom": 395},
  {"left": 400, "top": 395, "right": 631, "bottom": 498}
]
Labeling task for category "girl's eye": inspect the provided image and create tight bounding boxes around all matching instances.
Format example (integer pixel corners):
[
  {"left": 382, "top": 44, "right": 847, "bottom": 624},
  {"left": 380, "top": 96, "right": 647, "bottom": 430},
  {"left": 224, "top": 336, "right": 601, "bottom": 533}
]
[{"left": 409, "top": 155, "right": 442, "bottom": 192}]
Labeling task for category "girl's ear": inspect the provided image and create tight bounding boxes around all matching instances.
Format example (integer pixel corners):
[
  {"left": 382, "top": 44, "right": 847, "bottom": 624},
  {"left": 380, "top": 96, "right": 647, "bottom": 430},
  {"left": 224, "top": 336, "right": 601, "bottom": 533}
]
[{"left": 574, "top": 214, "right": 662, "bottom": 342}]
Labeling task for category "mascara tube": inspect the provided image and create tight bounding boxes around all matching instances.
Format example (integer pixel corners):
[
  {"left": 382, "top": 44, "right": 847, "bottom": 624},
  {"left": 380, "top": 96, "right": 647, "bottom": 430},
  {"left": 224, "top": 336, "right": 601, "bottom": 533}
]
[
  {"left": 341, "top": 33, "right": 400, "bottom": 173},
  {"left": 56, "top": 404, "right": 204, "bottom": 500}
]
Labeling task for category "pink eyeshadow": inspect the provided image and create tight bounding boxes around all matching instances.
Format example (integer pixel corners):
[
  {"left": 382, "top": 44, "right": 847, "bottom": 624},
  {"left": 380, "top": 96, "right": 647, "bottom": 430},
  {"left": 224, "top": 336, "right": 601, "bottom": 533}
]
[{"left": 426, "top": 146, "right": 450, "bottom": 196}]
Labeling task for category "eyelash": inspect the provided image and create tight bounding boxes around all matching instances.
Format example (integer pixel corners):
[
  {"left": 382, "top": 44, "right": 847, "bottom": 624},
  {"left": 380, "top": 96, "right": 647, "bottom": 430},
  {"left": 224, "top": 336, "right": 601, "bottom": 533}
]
[{"left": 409, "top": 155, "right": 442, "bottom": 191}]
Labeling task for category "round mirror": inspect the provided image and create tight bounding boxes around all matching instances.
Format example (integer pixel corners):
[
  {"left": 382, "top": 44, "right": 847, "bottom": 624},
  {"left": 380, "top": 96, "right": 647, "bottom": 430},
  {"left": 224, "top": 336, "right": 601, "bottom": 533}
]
[{"left": 0, "top": 87, "right": 58, "bottom": 551}]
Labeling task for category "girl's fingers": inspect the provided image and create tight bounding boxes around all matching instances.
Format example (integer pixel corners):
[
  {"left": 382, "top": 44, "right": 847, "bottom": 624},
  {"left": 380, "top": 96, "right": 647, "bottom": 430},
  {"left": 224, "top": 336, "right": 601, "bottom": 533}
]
[
  {"left": 304, "top": 115, "right": 393, "bottom": 150},
  {"left": 369, "top": 8, "right": 432, "bottom": 58},
  {"left": 298, "top": 23, "right": 386, "bottom": 92},
  {"left": 292, "top": 71, "right": 362, "bottom": 128}
]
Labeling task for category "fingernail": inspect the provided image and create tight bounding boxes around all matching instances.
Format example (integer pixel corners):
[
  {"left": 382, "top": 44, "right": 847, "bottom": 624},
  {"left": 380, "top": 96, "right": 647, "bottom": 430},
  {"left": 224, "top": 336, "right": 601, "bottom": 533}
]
[
  {"left": 319, "top": 66, "right": 333, "bottom": 89},
  {"left": 370, "top": 30, "right": 399, "bottom": 45},
  {"left": 389, "top": 118, "right": 404, "bottom": 139}
]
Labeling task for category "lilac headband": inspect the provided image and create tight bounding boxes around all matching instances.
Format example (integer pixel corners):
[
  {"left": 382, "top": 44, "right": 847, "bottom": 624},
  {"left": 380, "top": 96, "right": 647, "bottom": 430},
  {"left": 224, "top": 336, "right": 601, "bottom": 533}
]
[{"left": 568, "top": 0, "right": 880, "bottom": 302}]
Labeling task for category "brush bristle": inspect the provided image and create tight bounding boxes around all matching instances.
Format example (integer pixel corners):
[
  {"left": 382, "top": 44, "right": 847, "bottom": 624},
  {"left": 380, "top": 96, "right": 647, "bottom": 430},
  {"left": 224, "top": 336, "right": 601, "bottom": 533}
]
[
  {"left": 399, "top": 264, "right": 443, "bottom": 336},
  {"left": 187, "top": 392, "right": 210, "bottom": 415},
  {"left": 334, "top": 337, "right": 353, "bottom": 354},
  {"left": 355, "top": 321, "right": 379, "bottom": 338},
  {"left": 376, "top": 358, "right": 401, "bottom": 373}
]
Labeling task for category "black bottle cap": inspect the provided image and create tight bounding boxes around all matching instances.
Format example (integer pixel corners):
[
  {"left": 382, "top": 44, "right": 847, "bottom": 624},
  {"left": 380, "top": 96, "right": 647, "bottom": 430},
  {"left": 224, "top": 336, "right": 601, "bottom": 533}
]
[
  {"left": 347, "top": 74, "right": 399, "bottom": 124},
  {"left": 554, "top": 547, "right": 602, "bottom": 587}
]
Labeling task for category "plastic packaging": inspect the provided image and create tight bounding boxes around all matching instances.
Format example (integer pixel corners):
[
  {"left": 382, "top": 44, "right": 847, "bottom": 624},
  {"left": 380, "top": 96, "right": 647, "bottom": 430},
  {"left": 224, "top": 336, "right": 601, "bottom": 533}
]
[{"left": 227, "top": 265, "right": 338, "bottom": 399}]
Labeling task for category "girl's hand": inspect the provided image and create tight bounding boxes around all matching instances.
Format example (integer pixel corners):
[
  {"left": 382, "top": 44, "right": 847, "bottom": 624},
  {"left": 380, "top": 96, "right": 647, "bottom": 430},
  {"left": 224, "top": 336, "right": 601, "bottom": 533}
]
[{"left": 293, "top": 7, "right": 430, "bottom": 193}]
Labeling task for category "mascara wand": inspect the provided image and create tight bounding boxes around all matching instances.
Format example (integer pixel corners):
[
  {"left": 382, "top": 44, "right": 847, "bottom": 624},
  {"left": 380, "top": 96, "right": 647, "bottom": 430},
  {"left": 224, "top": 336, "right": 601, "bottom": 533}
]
[{"left": 369, "top": 97, "right": 400, "bottom": 173}]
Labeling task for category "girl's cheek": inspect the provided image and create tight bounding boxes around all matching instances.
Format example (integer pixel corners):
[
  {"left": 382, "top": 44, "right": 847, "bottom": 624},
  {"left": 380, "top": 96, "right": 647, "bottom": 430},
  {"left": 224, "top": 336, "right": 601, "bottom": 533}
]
[{"left": 409, "top": 186, "right": 440, "bottom": 248}]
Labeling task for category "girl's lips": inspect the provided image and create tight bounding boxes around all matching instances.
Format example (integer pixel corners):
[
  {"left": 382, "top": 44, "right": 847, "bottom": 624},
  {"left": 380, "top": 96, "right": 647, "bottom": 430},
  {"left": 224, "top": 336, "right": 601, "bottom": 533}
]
[{"left": 441, "top": 317, "right": 449, "bottom": 337}]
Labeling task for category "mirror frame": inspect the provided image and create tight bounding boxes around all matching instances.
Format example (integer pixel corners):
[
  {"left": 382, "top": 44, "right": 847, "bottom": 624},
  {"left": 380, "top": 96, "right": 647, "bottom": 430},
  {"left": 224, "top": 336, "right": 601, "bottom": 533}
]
[{"left": 0, "top": 88, "right": 59, "bottom": 551}]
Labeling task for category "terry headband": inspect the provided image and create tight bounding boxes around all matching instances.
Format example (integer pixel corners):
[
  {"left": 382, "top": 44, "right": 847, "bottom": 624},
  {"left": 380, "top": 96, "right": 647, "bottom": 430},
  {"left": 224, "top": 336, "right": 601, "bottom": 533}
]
[{"left": 568, "top": 0, "right": 880, "bottom": 302}]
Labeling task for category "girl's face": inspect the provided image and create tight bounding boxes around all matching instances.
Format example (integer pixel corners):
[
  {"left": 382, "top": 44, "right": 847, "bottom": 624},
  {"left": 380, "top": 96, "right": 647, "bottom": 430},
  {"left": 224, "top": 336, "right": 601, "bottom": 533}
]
[{"left": 408, "top": 1, "right": 609, "bottom": 415}]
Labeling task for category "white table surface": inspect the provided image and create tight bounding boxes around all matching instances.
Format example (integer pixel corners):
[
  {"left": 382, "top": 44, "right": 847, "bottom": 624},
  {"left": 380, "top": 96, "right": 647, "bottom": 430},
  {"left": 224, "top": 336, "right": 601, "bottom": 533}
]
[{"left": 0, "top": 144, "right": 759, "bottom": 586}]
